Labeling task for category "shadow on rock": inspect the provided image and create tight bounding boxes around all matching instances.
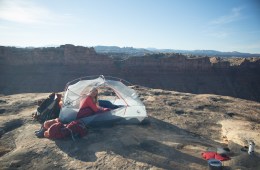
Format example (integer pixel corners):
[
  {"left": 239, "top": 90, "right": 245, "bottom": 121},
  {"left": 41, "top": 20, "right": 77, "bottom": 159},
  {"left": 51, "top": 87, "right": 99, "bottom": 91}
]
[
  {"left": 0, "top": 119, "right": 24, "bottom": 137},
  {"left": 0, "top": 149, "right": 65, "bottom": 170},
  {"left": 55, "top": 117, "right": 223, "bottom": 169}
]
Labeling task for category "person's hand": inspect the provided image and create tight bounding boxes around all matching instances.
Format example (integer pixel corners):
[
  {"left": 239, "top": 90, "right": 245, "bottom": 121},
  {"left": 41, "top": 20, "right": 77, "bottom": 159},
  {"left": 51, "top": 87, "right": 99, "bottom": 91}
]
[{"left": 103, "top": 108, "right": 111, "bottom": 112}]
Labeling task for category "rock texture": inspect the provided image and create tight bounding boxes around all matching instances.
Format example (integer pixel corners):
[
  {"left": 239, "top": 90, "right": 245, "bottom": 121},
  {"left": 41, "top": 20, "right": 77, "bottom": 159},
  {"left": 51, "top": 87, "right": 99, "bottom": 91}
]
[
  {"left": 0, "top": 87, "right": 259, "bottom": 169},
  {"left": 0, "top": 45, "right": 260, "bottom": 101},
  {"left": 0, "top": 44, "right": 108, "bottom": 65}
]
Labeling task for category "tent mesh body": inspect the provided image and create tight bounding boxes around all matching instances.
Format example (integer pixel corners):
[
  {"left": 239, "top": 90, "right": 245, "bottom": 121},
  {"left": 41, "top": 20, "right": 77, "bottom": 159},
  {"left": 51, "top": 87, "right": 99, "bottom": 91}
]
[{"left": 59, "top": 76, "right": 147, "bottom": 124}]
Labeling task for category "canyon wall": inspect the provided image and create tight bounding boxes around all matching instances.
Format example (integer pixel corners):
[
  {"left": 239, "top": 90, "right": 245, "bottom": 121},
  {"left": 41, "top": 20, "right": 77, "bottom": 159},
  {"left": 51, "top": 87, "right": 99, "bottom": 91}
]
[{"left": 0, "top": 45, "right": 260, "bottom": 101}]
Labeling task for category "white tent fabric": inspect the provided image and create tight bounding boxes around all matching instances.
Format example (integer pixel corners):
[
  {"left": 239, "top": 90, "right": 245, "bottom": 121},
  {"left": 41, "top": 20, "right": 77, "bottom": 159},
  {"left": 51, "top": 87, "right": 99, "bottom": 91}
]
[{"left": 59, "top": 76, "right": 147, "bottom": 124}]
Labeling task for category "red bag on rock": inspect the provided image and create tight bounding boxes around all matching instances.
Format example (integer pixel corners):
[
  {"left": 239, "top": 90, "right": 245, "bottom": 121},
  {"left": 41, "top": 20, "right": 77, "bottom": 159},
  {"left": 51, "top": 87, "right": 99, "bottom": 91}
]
[
  {"left": 47, "top": 122, "right": 69, "bottom": 139},
  {"left": 201, "top": 151, "right": 230, "bottom": 161}
]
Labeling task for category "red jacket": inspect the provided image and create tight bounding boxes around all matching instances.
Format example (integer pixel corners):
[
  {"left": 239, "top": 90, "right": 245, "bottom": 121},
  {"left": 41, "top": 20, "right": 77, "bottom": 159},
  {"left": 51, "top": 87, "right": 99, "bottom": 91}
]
[
  {"left": 77, "top": 96, "right": 109, "bottom": 119},
  {"left": 80, "top": 96, "right": 99, "bottom": 112}
]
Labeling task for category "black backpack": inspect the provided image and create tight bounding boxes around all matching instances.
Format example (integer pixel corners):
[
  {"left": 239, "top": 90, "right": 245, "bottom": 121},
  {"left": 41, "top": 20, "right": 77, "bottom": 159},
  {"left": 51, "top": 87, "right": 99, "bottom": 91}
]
[{"left": 33, "top": 93, "right": 62, "bottom": 123}]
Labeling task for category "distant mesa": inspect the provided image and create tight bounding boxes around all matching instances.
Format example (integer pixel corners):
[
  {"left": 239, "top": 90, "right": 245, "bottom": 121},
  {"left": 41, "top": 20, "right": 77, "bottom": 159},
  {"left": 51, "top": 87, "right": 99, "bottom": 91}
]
[
  {"left": 0, "top": 45, "right": 259, "bottom": 69},
  {"left": 0, "top": 44, "right": 260, "bottom": 102}
]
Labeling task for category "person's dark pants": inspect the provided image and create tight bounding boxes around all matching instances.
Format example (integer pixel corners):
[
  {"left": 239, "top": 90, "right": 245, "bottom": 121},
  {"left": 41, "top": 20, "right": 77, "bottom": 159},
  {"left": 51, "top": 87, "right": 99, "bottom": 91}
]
[{"left": 98, "top": 100, "right": 119, "bottom": 109}]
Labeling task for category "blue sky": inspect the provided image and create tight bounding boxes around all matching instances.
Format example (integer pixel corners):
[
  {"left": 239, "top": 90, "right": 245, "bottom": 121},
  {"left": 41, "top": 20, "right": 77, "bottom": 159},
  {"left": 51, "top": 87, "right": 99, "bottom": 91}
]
[{"left": 0, "top": 0, "right": 260, "bottom": 53}]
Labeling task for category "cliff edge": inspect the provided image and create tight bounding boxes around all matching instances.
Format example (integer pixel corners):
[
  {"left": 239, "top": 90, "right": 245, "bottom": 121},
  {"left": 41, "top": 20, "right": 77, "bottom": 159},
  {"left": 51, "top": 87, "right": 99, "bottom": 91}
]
[{"left": 0, "top": 45, "right": 260, "bottom": 101}]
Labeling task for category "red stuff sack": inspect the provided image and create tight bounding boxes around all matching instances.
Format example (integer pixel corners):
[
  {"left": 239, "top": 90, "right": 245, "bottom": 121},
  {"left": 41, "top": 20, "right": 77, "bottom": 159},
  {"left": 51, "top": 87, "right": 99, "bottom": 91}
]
[
  {"left": 201, "top": 152, "right": 230, "bottom": 161},
  {"left": 201, "top": 152, "right": 216, "bottom": 160},
  {"left": 47, "top": 122, "right": 69, "bottom": 139}
]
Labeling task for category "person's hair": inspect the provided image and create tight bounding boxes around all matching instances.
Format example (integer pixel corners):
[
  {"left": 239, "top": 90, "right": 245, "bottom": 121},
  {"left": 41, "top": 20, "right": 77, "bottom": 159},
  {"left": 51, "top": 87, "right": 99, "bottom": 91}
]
[
  {"left": 93, "top": 93, "right": 98, "bottom": 104},
  {"left": 89, "top": 87, "right": 98, "bottom": 104}
]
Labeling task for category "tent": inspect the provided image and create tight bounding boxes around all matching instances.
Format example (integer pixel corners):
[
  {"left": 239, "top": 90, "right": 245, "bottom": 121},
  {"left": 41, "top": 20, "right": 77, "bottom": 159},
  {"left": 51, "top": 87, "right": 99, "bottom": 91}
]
[{"left": 59, "top": 75, "right": 147, "bottom": 125}]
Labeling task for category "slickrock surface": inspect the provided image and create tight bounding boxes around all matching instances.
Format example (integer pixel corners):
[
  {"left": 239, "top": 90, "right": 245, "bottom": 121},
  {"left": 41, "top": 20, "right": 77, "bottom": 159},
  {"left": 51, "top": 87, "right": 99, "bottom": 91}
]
[{"left": 0, "top": 86, "right": 259, "bottom": 169}]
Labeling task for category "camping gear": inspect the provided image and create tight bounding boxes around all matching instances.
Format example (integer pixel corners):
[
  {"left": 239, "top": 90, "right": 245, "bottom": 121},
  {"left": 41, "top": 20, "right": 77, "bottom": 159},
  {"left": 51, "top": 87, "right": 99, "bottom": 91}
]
[
  {"left": 208, "top": 159, "right": 222, "bottom": 170},
  {"left": 35, "top": 119, "right": 87, "bottom": 140},
  {"left": 66, "top": 120, "right": 88, "bottom": 140},
  {"left": 59, "top": 75, "right": 147, "bottom": 125},
  {"left": 217, "top": 147, "right": 230, "bottom": 155},
  {"left": 33, "top": 93, "right": 62, "bottom": 123},
  {"left": 35, "top": 126, "right": 46, "bottom": 138},
  {"left": 248, "top": 141, "right": 255, "bottom": 155},
  {"left": 201, "top": 151, "right": 230, "bottom": 161},
  {"left": 47, "top": 122, "right": 68, "bottom": 139}
]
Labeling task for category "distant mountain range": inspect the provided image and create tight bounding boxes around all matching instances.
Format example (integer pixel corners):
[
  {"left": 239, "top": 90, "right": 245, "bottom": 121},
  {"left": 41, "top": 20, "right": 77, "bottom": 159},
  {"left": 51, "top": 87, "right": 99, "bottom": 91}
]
[
  {"left": 94, "top": 46, "right": 151, "bottom": 56},
  {"left": 94, "top": 46, "right": 260, "bottom": 58}
]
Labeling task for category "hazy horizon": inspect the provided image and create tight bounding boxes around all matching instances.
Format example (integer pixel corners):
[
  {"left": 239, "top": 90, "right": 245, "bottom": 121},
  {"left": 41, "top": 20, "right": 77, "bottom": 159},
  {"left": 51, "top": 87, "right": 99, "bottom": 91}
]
[{"left": 2, "top": 44, "right": 260, "bottom": 55}]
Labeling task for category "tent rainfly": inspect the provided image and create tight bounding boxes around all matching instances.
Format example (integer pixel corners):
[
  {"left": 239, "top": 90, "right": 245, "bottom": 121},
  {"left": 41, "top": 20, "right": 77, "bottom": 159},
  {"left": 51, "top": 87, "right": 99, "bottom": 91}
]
[{"left": 59, "top": 75, "right": 147, "bottom": 125}]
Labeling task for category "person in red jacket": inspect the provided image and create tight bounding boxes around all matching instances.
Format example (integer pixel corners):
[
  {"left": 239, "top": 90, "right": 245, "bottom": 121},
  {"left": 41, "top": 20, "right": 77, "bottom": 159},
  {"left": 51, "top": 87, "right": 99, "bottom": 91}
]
[
  {"left": 35, "top": 88, "right": 107, "bottom": 138},
  {"left": 77, "top": 87, "right": 110, "bottom": 119}
]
